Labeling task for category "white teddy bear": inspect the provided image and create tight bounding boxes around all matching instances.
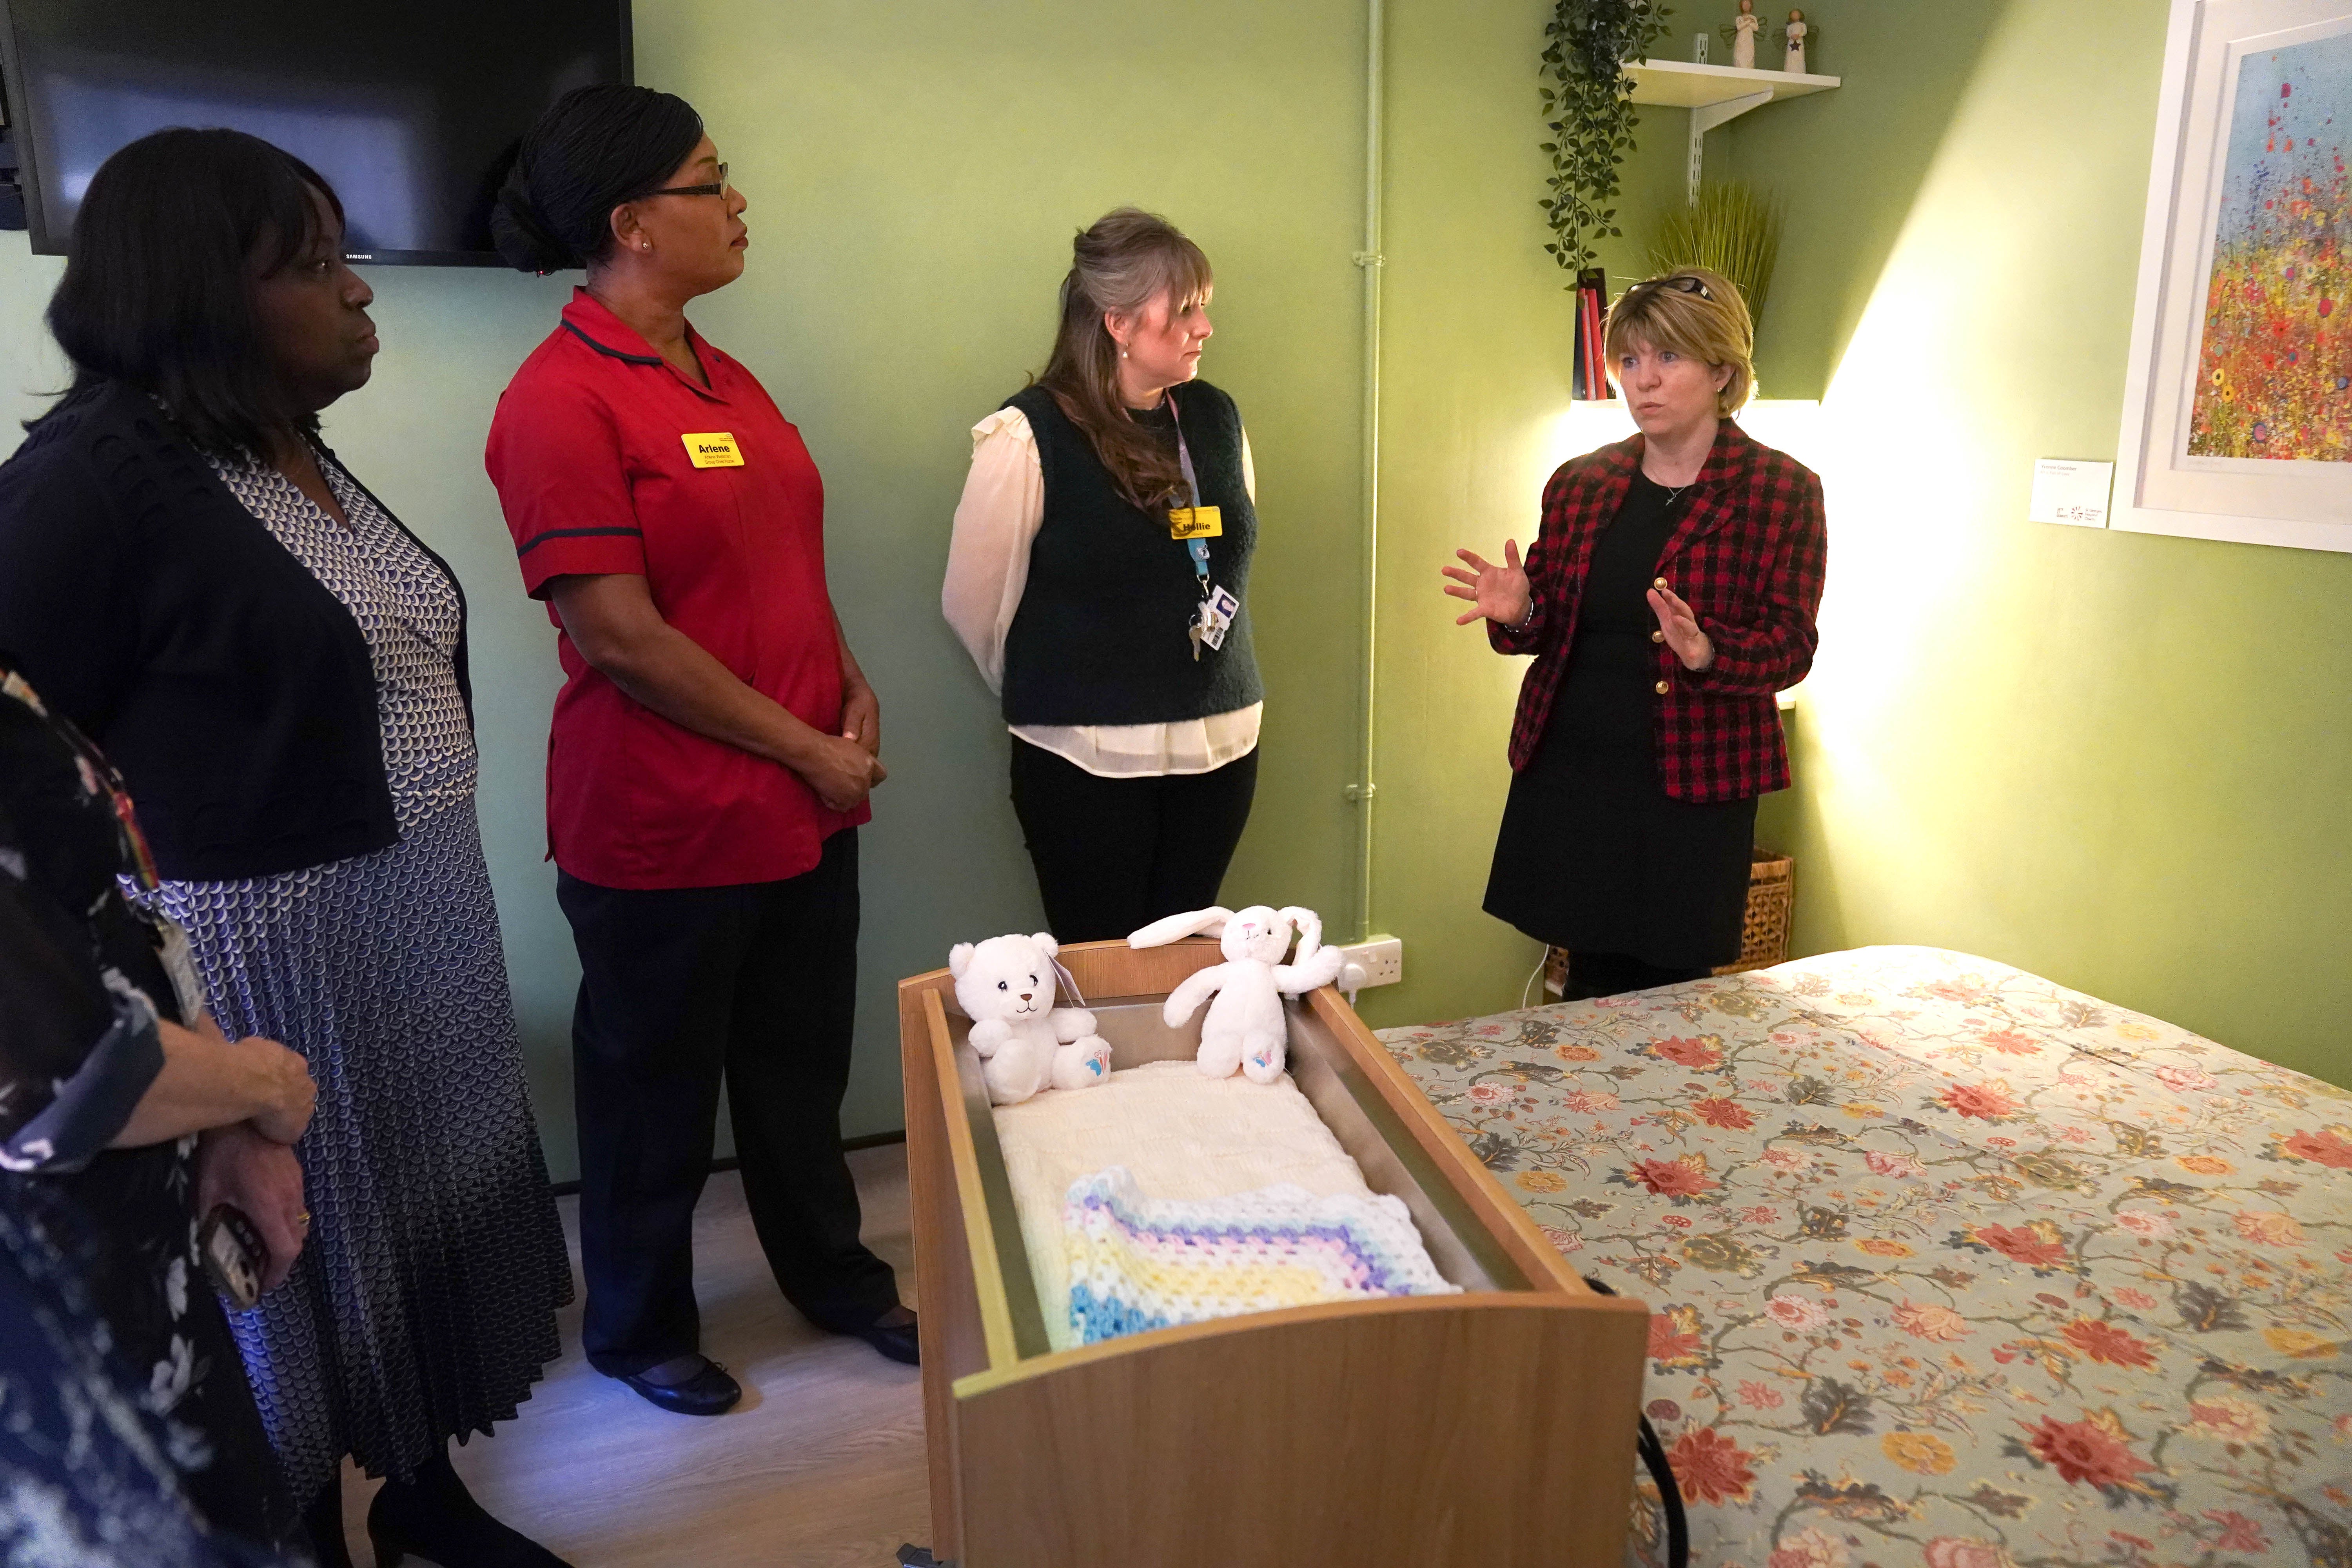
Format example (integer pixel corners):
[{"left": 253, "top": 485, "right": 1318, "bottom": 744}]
[
  {"left": 947, "top": 932, "right": 1113, "bottom": 1107},
  {"left": 1127, "top": 905, "right": 1346, "bottom": 1083}
]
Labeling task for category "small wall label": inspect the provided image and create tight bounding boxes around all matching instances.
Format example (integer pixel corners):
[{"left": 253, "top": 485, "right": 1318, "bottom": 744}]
[{"left": 2029, "top": 459, "right": 2115, "bottom": 528}]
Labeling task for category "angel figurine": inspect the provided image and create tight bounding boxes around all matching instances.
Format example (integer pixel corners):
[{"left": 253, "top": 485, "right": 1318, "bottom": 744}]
[
  {"left": 1719, "top": 0, "right": 1762, "bottom": 71},
  {"left": 1782, "top": 8, "right": 1812, "bottom": 74}
]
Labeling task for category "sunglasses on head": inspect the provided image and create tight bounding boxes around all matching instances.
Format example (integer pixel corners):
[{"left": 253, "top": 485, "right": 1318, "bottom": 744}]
[
  {"left": 1626, "top": 274, "right": 1713, "bottom": 301},
  {"left": 644, "top": 163, "right": 731, "bottom": 199}
]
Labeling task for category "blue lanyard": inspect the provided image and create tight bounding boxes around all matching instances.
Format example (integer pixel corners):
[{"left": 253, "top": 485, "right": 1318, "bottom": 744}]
[{"left": 1164, "top": 395, "right": 1211, "bottom": 596}]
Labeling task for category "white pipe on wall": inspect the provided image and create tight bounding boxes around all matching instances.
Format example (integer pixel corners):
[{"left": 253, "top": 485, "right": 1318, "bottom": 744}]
[{"left": 1348, "top": 0, "right": 1386, "bottom": 944}]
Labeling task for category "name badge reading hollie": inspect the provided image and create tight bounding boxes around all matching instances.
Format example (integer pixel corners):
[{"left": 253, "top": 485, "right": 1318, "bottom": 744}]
[
  {"left": 1167, "top": 505, "right": 1223, "bottom": 540},
  {"left": 681, "top": 432, "right": 744, "bottom": 468}
]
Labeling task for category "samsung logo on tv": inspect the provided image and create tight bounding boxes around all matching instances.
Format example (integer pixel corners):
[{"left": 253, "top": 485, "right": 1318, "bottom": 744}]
[{"left": 344, "top": 253, "right": 374, "bottom": 260}]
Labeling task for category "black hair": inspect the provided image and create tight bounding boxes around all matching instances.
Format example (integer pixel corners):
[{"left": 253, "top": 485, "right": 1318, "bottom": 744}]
[
  {"left": 492, "top": 85, "right": 705, "bottom": 272},
  {"left": 45, "top": 128, "right": 344, "bottom": 456}
]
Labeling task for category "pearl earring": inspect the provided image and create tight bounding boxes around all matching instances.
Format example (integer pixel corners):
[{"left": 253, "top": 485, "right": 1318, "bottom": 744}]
[{"left": 1119, "top": 348, "right": 1128, "bottom": 359}]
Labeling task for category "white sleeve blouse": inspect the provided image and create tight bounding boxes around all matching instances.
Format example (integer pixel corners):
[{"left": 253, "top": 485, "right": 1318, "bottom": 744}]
[{"left": 942, "top": 405, "right": 1262, "bottom": 779}]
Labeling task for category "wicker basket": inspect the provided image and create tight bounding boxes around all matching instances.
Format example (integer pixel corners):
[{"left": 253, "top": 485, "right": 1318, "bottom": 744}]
[
  {"left": 1540, "top": 847, "right": 1794, "bottom": 994},
  {"left": 1713, "top": 847, "right": 1795, "bottom": 976}
]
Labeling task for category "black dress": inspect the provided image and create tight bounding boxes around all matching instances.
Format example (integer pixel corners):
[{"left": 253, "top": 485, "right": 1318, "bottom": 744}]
[{"left": 1483, "top": 471, "right": 1756, "bottom": 970}]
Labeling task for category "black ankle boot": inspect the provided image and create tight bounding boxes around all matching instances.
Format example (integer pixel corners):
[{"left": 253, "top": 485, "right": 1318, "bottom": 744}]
[{"left": 365, "top": 1450, "right": 572, "bottom": 1568}]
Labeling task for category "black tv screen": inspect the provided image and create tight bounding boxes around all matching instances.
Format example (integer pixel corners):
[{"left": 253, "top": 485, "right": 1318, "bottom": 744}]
[{"left": 0, "top": 0, "right": 631, "bottom": 263}]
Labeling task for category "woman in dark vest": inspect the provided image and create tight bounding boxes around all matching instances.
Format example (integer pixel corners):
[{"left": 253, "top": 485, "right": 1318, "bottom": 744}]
[{"left": 944, "top": 208, "right": 1263, "bottom": 941}]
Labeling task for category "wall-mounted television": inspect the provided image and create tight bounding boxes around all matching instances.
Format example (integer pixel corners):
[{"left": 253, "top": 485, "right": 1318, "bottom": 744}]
[{"left": 0, "top": 0, "right": 632, "bottom": 264}]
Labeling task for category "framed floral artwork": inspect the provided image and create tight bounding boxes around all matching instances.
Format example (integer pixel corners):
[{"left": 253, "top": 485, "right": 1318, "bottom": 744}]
[{"left": 2115, "top": 0, "right": 2352, "bottom": 552}]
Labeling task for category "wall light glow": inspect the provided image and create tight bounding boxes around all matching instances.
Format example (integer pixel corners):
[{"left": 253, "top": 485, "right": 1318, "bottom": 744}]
[{"left": 1546, "top": 398, "right": 1828, "bottom": 474}]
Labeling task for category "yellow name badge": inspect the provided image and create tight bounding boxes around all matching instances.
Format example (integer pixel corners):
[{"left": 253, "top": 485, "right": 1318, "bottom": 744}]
[
  {"left": 681, "top": 432, "right": 744, "bottom": 468},
  {"left": 1167, "top": 505, "right": 1223, "bottom": 540}
]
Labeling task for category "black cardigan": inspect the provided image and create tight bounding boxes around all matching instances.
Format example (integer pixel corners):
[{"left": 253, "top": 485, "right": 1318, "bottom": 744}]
[{"left": 0, "top": 382, "right": 471, "bottom": 882}]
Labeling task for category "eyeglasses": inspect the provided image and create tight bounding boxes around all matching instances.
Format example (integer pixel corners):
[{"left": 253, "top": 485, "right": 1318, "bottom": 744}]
[
  {"left": 644, "top": 163, "right": 731, "bottom": 199},
  {"left": 1627, "top": 274, "right": 1713, "bottom": 301}
]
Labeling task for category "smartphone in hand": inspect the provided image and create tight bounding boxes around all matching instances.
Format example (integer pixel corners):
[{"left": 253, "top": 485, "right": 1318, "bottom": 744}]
[{"left": 197, "top": 1204, "right": 267, "bottom": 1310}]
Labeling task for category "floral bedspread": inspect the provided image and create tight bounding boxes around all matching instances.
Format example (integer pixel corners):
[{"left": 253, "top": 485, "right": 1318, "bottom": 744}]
[{"left": 1377, "top": 946, "right": 2352, "bottom": 1568}]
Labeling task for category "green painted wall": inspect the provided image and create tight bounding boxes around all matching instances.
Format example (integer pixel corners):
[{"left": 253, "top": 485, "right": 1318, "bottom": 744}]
[
  {"left": 629, "top": 0, "right": 1375, "bottom": 1158},
  {"left": 1723, "top": 0, "right": 2352, "bottom": 1087},
  {"left": 1354, "top": 0, "right": 1684, "bottom": 1031},
  {"left": 0, "top": 0, "right": 1373, "bottom": 1178},
  {"left": 15, "top": 0, "right": 2324, "bottom": 1171}
]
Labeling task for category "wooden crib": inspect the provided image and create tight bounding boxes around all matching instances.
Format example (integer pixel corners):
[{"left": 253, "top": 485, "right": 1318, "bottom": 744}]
[{"left": 897, "top": 938, "right": 1650, "bottom": 1568}]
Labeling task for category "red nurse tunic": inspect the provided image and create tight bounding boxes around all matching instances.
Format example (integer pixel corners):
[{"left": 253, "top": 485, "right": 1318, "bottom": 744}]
[{"left": 485, "top": 289, "right": 867, "bottom": 890}]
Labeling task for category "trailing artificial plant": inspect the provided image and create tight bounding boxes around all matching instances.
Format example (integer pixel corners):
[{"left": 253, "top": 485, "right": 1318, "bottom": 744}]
[
  {"left": 1540, "top": 0, "right": 1675, "bottom": 279},
  {"left": 1648, "top": 180, "right": 1784, "bottom": 325}
]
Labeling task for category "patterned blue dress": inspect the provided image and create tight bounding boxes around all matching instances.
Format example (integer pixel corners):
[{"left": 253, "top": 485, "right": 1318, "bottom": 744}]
[
  {"left": 0, "top": 661, "right": 295, "bottom": 1549},
  {"left": 0, "top": 1196, "right": 293, "bottom": 1566},
  {"left": 147, "top": 453, "right": 572, "bottom": 1502}
]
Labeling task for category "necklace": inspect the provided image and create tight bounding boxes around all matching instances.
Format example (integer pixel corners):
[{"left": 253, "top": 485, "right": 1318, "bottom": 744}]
[{"left": 1644, "top": 456, "right": 1701, "bottom": 506}]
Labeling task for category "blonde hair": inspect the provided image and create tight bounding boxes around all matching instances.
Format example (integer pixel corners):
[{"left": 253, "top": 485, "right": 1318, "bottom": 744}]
[
  {"left": 1603, "top": 265, "right": 1755, "bottom": 416},
  {"left": 1035, "top": 208, "right": 1214, "bottom": 510}
]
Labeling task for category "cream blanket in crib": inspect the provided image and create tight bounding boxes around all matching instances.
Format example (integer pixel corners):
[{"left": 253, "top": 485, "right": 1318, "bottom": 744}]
[{"left": 993, "top": 1060, "right": 1410, "bottom": 1352}]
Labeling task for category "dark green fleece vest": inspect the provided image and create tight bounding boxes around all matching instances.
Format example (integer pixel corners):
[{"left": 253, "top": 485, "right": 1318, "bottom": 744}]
[{"left": 1000, "top": 379, "right": 1263, "bottom": 726}]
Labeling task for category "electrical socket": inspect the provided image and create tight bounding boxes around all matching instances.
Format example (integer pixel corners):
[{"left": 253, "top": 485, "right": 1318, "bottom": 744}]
[{"left": 1332, "top": 935, "right": 1403, "bottom": 991}]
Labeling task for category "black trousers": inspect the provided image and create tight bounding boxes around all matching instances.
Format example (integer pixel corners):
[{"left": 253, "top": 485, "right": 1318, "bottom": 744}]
[
  {"left": 555, "top": 829, "right": 898, "bottom": 1377},
  {"left": 1008, "top": 739, "right": 1258, "bottom": 943},
  {"left": 1562, "top": 950, "right": 1710, "bottom": 1001}
]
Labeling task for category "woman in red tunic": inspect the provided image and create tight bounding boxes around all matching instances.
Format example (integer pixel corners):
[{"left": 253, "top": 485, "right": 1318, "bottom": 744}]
[{"left": 485, "top": 86, "right": 911, "bottom": 1419}]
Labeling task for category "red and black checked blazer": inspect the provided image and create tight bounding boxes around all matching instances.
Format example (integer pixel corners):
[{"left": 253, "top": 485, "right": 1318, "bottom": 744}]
[{"left": 1489, "top": 420, "right": 1826, "bottom": 802}]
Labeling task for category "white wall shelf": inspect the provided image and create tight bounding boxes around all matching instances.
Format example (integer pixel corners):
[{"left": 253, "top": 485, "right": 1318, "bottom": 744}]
[{"left": 1626, "top": 58, "right": 1840, "bottom": 202}]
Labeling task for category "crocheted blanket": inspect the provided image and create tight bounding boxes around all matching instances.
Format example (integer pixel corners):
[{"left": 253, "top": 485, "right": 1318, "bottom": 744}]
[
  {"left": 993, "top": 1058, "right": 1399, "bottom": 1352},
  {"left": 1062, "top": 1166, "right": 1460, "bottom": 1346}
]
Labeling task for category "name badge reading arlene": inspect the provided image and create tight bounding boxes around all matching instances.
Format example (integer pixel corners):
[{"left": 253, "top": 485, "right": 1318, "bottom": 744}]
[
  {"left": 1167, "top": 505, "right": 1222, "bottom": 540},
  {"left": 681, "top": 432, "right": 744, "bottom": 468}
]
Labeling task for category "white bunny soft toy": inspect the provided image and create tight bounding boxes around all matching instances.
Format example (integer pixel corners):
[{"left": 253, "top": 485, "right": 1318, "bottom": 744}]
[
  {"left": 1127, "top": 905, "right": 1346, "bottom": 1083},
  {"left": 947, "top": 932, "right": 1113, "bottom": 1106}
]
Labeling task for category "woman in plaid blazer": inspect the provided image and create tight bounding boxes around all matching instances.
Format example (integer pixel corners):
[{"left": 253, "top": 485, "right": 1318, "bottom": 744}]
[{"left": 1443, "top": 268, "right": 1826, "bottom": 999}]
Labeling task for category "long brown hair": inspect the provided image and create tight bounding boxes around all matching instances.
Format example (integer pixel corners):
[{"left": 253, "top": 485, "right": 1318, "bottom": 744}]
[{"left": 1034, "top": 208, "right": 1214, "bottom": 510}]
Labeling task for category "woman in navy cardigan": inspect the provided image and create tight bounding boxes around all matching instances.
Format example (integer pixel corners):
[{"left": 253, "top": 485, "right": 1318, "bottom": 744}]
[
  {"left": 0, "top": 129, "right": 570, "bottom": 1568},
  {"left": 1445, "top": 269, "right": 1827, "bottom": 999}
]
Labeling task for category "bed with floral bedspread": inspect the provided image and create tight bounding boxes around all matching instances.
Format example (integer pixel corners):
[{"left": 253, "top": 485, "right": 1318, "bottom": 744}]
[{"left": 1376, "top": 945, "right": 2352, "bottom": 1568}]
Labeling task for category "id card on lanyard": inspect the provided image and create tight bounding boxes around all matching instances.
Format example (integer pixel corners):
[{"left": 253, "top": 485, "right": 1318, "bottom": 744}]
[
  {"left": 107, "top": 779, "right": 209, "bottom": 1025},
  {"left": 1164, "top": 397, "right": 1236, "bottom": 660}
]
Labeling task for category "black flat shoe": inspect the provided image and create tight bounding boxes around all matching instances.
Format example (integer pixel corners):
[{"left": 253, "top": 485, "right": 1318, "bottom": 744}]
[
  {"left": 848, "top": 1311, "right": 920, "bottom": 1366},
  {"left": 614, "top": 1354, "right": 741, "bottom": 1416}
]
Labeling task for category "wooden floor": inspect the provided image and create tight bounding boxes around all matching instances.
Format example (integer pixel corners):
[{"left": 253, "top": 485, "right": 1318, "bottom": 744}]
[{"left": 331, "top": 1146, "right": 931, "bottom": 1568}]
